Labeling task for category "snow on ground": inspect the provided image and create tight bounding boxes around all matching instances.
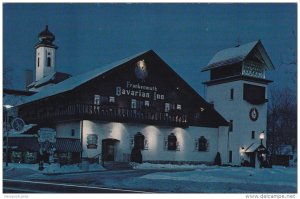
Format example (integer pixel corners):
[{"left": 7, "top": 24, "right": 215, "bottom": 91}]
[
  {"left": 3, "top": 162, "right": 297, "bottom": 193},
  {"left": 3, "top": 163, "right": 105, "bottom": 175},
  {"left": 133, "top": 162, "right": 212, "bottom": 170},
  {"left": 135, "top": 165, "right": 297, "bottom": 192}
]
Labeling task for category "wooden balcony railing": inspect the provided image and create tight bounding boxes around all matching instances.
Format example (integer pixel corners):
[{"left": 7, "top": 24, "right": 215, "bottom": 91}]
[{"left": 22, "top": 103, "right": 188, "bottom": 127}]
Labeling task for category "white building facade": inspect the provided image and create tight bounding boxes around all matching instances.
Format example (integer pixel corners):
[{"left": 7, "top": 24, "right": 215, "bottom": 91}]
[{"left": 15, "top": 27, "right": 274, "bottom": 168}]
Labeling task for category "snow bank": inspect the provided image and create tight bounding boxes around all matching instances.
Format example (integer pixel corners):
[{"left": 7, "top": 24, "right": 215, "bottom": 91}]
[
  {"left": 4, "top": 163, "right": 105, "bottom": 174},
  {"left": 140, "top": 165, "right": 297, "bottom": 188},
  {"left": 133, "top": 162, "right": 214, "bottom": 170}
]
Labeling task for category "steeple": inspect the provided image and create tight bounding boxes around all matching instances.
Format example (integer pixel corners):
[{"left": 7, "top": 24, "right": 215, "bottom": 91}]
[
  {"left": 34, "top": 25, "right": 57, "bottom": 81},
  {"left": 35, "top": 25, "right": 57, "bottom": 49}
]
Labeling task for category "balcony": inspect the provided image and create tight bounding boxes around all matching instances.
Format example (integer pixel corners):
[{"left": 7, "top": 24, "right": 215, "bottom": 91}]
[{"left": 22, "top": 103, "right": 188, "bottom": 127}]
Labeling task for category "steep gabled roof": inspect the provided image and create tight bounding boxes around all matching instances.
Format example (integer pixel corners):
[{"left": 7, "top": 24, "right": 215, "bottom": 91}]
[
  {"left": 202, "top": 40, "right": 275, "bottom": 71},
  {"left": 17, "top": 50, "right": 149, "bottom": 106},
  {"left": 17, "top": 50, "right": 228, "bottom": 127}
]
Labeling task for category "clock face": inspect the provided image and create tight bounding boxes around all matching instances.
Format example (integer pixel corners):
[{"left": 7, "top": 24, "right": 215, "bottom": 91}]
[
  {"left": 11, "top": 118, "right": 25, "bottom": 132},
  {"left": 249, "top": 108, "right": 259, "bottom": 121},
  {"left": 135, "top": 60, "right": 148, "bottom": 80}
]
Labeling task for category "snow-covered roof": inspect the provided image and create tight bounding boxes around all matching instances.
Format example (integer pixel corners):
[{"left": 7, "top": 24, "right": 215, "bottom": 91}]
[
  {"left": 245, "top": 142, "right": 261, "bottom": 153},
  {"left": 17, "top": 50, "right": 149, "bottom": 106},
  {"left": 8, "top": 124, "right": 37, "bottom": 136},
  {"left": 27, "top": 71, "right": 71, "bottom": 89},
  {"left": 202, "top": 40, "right": 274, "bottom": 71},
  {"left": 4, "top": 94, "right": 27, "bottom": 107},
  {"left": 28, "top": 72, "right": 56, "bottom": 87}
]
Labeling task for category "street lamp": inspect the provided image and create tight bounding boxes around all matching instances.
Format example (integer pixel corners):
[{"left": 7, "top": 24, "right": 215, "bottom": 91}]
[
  {"left": 259, "top": 131, "right": 265, "bottom": 145},
  {"left": 4, "top": 105, "right": 13, "bottom": 167}
]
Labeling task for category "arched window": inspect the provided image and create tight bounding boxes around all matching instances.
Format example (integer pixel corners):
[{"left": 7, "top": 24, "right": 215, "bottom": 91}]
[
  {"left": 198, "top": 136, "right": 208, "bottom": 151},
  {"left": 134, "top": 132, "right": 145, "bottom": 150},
  {"left": 47, "top": 57, "right": 51, "bottom": 67},
  {"left": 168, "top": 133, "right": 177, "bottom": 151}
]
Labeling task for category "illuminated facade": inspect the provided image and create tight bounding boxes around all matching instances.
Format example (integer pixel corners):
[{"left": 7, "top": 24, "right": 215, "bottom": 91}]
[{"left": 14, "top": 27, "right": 274, "bottom": 167}]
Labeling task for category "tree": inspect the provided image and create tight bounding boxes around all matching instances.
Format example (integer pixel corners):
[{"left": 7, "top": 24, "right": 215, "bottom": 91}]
[{"left": 267, "top": 87, "right": 297, "bottom": 155}]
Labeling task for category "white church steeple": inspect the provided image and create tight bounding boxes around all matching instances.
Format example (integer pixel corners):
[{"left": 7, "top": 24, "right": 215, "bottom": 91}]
[{"left": 34, "top": 25, "right": 58, "bottom": 81}]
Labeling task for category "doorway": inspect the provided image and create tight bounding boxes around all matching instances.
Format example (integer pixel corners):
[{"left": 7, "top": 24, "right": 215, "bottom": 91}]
[
  {"left": 102, "top": 138, "right": 119, "bottom": 161},
  {"left": 249, "top": 152, "right": 256, "bottom": 167}
]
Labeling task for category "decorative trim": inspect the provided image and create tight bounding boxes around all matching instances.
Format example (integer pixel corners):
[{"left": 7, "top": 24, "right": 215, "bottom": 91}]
[{"left": 203, "top": 75, "right": 273, "bottom": 86}]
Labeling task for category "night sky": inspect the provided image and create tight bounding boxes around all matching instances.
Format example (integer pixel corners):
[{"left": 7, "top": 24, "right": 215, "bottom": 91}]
[{"left": 3, "top": 3, "right": 297, "bottom": 97}]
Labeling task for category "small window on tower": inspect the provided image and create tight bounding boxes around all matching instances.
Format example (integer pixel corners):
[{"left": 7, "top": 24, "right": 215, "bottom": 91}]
[
  {"left": 47, "top": 57, "right": 51, "bottom": 67},
  {"left": 229, "top": 120, "right": 233, "bottom": 132},
  {"left": 251, "top": 131, "right": 255, "bottom": 139},
  {"left": 229, "top": 151, "right": 233, "bottom": 163},
  {"left": 230, "top": 88, "right": 234, "bottom": 100},
  {"left": 37, "top": 58, "right": 40, "bottom": 67}
]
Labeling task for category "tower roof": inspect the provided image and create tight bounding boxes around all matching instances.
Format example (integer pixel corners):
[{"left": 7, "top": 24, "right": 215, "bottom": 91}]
[
  {"left": 35, "top": 25, "right": 57, "bottom": 49},
  {"left": 202, "top": 40, "right": 274, "bottom": 72}
]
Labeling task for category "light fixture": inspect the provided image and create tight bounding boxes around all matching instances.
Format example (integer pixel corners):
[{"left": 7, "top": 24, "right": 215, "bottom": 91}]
[
  {"left": 4, "top": 105, "right": 13, "bottom": 109},
  {"left": 259, "top": 131, "right": 265, "bottom": 145},
  {"left": 240, "top": 147, "right": 245, "bottom": 155},
  {"left": 259, "top": 131, "right": 265, "bottom": 140}
]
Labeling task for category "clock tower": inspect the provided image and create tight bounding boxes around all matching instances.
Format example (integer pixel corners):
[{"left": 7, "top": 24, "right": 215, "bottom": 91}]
[
  {"left": 202, "top": 40, "right": 274, "bottom": 167},
  {"left": 34, "top": 25, "right": 58, "bottom": 81}
]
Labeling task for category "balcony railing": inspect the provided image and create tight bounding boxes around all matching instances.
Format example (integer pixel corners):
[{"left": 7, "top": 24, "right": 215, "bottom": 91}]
[{"left": 23, "top": 103, "right": 188, "bottom": 127}]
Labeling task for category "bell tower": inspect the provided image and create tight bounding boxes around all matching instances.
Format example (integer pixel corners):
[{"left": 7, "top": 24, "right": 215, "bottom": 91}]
[
  {"left": 34, "top": 25, "right": 58, "bottom": 81},
  {"left": 202, "top": 40, "right": 274, "bottom": 167}
]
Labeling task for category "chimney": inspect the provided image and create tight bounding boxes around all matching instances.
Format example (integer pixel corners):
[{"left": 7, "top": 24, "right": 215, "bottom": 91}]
[{"left": 25, "top": 69, "right": 33, "bottom": 90}]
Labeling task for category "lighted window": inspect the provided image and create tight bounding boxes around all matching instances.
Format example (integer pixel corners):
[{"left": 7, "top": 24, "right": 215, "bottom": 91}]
[
  {"left": 198, "top": 136, "right": 208, "bottom": 151},
  {"left": 131, "top": 99, "right": 137, "bottom": 109},
  {"left": 144, "top": 101, "right": 149, "bottom": 107},
  {"left": 165, "top": 103, "right": 170, "bottom": 112},
  {"left": 168, "top": 133, "right": 177, "bottom": 151},
  {"left": 47, "top": 57, "right": 51, "bottom": 67},
  {"left": 109, "top": 96, "right": 115, "bottom": 103},
  {"left": 177, "top": 104, "right": 182, "bottom": 110},
  {"left": 134, "top": 132, "right": 145, "bottom": 150},
  {"left": 94, "top": 95, "right": 100, "bottom": 105}
]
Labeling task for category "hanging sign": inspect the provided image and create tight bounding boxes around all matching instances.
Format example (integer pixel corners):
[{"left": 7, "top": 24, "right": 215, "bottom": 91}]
[
  {"left": 38, "top": 128, "right": 56, "bottom": 143},
  {"left": 11, "top": 117, "right": 25, "bottom": 132}
]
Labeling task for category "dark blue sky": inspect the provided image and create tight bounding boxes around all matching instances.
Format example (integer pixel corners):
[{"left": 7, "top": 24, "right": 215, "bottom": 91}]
[{"left": 3, "top": 3, "right": 297, "bottom": 96}]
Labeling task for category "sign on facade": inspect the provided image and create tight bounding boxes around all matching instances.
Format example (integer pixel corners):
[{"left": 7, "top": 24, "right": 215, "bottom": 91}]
[{"left": 38, "top": 128, "right": 56, "bottom": 143}]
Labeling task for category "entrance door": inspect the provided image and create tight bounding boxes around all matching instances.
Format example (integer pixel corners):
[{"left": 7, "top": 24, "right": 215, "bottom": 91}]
[
  {"left": 249, "top": 152, "right": 256, "bottom": 167},
  {"left": 102, "top": 139, "right": 119, "bottom": 161}
]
